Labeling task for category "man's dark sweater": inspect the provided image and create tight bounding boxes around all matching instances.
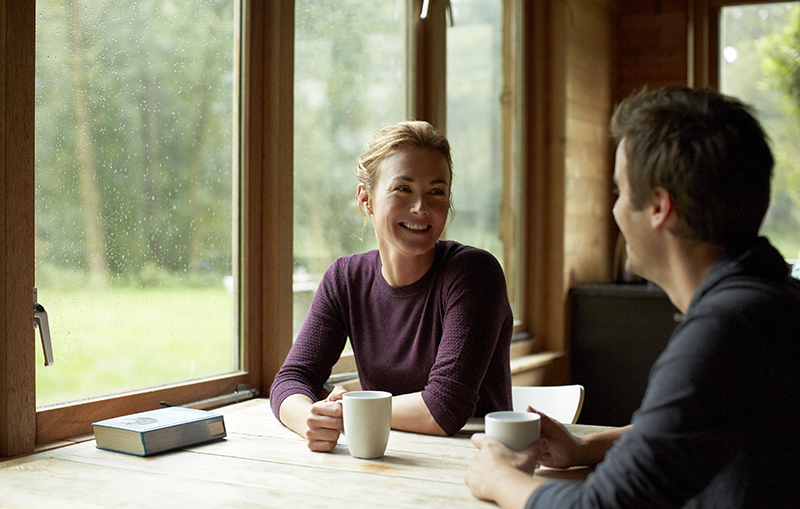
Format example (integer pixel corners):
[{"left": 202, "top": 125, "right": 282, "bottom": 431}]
[{"left": 529, "top": 237, "right": 800, "bottom": 508}]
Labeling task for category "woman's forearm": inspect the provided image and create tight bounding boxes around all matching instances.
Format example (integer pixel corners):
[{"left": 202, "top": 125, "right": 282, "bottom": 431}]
[
  {"left": 278, "top": 393, "right": 315, "bottom": 437},
  {"left": 390, "top": 392, "right": 447, "bottom": 436}
]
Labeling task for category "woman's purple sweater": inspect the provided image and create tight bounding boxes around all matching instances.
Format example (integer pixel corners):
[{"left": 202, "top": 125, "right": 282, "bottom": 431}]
[{"left": 270, "top": 240, "right": 513, "bottom": 435}]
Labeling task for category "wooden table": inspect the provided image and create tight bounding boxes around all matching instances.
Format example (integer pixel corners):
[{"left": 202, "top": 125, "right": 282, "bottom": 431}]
[{"left": 1, "top": 399, "right": 603, "bottom": 508}]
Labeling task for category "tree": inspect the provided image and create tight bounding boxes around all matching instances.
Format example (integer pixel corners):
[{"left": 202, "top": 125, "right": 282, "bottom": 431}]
[
  {"left": 759, "top": 5, "right": 800, "bottom": 239},
  {"left": 36, "top": 0, "right": 236, "bottom": 287}
]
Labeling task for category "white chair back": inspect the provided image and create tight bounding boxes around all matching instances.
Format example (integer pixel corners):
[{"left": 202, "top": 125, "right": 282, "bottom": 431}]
[{"left": 511, "top": 384, "right": 585, "bottom": 424}]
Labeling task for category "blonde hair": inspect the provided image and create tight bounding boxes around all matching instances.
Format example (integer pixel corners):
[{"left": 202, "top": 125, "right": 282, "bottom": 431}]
[{"left": 355, "top": 120, "right": 454, "bottom": 237}]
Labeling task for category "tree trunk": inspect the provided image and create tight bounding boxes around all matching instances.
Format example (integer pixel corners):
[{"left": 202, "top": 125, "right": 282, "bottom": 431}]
[{"left": 69, "top": 0, "right": 109, "bottom": 284}]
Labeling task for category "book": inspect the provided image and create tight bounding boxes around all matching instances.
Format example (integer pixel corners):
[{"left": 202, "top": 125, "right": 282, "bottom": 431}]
[{"left": 92, "top": 406, "right": 227, "bottom": 456}]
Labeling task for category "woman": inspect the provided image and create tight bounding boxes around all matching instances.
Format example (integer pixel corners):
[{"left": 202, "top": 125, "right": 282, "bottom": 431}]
[{"left": 270, "top": 120, "right": 513, "bottom": 452}]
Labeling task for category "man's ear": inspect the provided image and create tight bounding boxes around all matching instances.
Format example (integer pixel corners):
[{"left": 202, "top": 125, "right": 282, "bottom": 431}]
[
  {"left": 357, "top": 183, "right": 372, "bottom": 215},
  {"left": 649, "top": 187, "right": 676, "bottom": 230}
]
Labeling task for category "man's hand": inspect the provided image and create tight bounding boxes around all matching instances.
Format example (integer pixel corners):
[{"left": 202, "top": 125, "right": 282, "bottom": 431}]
[
  {"left": 532, "top": 406, "right": 628, "bottom": 468},
  {"left": 530, "top": 407, "right": 585, "bottom": 469},
  {"left": 465, "top": 433, "right": 544, "bottom": 508}
]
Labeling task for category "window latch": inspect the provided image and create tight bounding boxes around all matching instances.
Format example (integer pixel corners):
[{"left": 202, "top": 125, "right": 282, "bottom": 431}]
[
  {"left": 33, "top": 287, "right": 54, "bottom": 366},
  {"left": 420, "top": 0, "right": 454, "bottom": 26}
]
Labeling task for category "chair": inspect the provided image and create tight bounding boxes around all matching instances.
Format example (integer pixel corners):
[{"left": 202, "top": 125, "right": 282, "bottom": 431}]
[{"left": 511, "top": 384, "right": 585, "bottom": 424}]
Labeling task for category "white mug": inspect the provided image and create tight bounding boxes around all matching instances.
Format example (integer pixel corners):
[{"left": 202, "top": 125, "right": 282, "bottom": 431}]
[
  {"left": 342, "top": 390, "right": 392, "bottom": 459},
  {"left": 485, "top": 411, "right": 541, "bottom": 451}
]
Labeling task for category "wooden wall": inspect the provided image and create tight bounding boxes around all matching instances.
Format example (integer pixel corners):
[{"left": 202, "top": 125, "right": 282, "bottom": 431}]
[
  {"left": 561, "top": 0, "right": 694, "bottom": 291},
  {"left": 563, "top": 0, "right": 616, "bottom": 289},
  {"left": 523, "top": 0, "right": 618, "bottom": 384},
  {"left": 615, "top": 0, "right": 691, "bottom": 101},
  {"left": 534, "top": 0, "right": 697, "bottom": 384}
]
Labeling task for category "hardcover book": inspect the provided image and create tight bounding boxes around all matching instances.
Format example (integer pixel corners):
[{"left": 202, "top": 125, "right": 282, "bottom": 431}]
[{"left": 92, "top": 406, "right": 226, "bottom": 456}]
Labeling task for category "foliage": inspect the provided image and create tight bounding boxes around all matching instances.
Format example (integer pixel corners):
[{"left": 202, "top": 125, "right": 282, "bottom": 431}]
[
  {"left": 36, "top": 286, "right": 236, "bottom": 407},
  {"left": 293, "top": 0, "right": 403, "bottom": 276},
  {"left": 721, "top": 3, "right": 800, "bottom": 259},
  {"left": 758, "top": 5, "right": 800, "bottom": 257},
  {"left": 292, "top": 0, "right": 507, "bottom": 282},
  {"left": 34, "top": 0, "right": 238, "bottom": 406},
  {"left": 36, "top": 0, "right": 235, "bottom": 286},
  {"left": 445, "top": 0, "right": 504, "bottom": 257}
]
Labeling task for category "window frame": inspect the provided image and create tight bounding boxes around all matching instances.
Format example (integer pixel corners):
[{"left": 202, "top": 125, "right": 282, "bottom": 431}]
[
  {"left": 410, "top": 0, "right": 527, "bottom": 332},
  {"left": 1, "top": 0, "right": 295, "bottom": 456},
  {"left": 2, "top": 0, "right": 558, "bottom": 457},
  {"left": 690, "top": 0, "right": 789, "bottom": 89}
]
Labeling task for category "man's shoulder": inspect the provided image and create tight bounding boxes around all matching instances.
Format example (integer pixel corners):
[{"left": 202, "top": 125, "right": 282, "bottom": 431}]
[
  {"left": 684, "top": 271, "right": 800, "bottom": 351},
  {"left": 693, "top": 238, "right": 800, "bottom": 313},
  {"left": 703, "top": 269, "right": 800, "bottom": 311}
]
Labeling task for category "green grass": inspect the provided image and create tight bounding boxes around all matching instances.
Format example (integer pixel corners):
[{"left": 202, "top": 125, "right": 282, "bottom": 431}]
[{"left": 36, "top": 286, "right": 237, "bottom": 407}]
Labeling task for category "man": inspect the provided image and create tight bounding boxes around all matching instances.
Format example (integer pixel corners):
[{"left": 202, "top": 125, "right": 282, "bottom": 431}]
[{"left": 465, "top": 86, "right": 800, "bottom": 508}]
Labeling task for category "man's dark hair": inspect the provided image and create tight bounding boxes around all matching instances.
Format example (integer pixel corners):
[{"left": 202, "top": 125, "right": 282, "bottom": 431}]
[{"left": 610, "top": 86, "right": 774, "bottom": 247}]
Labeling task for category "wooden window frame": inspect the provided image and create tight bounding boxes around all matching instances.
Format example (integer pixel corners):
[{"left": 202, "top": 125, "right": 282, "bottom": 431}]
[
  {"left": 1, "top": 0, "right": 294, "bottom": 457},
  {"left": 409, "top": 0, "right": 531, "bottom": 335},
  {"left": 2, "top": 0, "right": 565, "bottom": 457},
  {"left": 689, "top": 0, "right": 789, "bottom": 89}
]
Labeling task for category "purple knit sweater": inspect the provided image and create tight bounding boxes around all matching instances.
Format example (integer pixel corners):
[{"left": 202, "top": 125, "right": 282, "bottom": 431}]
[{"left": 269, "top": 240, "right": 513, "bottom": 435}]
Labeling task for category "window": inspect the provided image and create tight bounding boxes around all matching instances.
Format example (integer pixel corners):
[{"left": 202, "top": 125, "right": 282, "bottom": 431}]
[
  {"left": 293, "top": 0, "right": 404, "bottom": 338},
  {"left": 719, "top": 2, "right": 800, "bottom": 261},
  {"left": 1, "top": 1, "right": 295, "bottom": 455},
  {"left": 446, "top": 0, "right": 519, "bottom": 312},
  {"left": 35, "top": 0, "right": 240, "bottom": 407},
  {"left": 3, "top": 0, "right": 543, "bottom": 457},
  {"left": 291, "top": 0, "right": 521, "bottom": 335}
]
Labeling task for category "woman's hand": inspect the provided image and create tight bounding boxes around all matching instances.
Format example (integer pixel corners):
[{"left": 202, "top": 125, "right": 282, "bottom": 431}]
[
  {"left": 303, "top": 385, "right": 348, "bottom": 452},
  {"left": 279, "top": 387, "right": 350, "bottom": 452}
]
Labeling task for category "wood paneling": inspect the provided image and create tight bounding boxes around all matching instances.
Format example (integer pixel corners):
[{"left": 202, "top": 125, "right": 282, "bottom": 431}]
[
  {"left": 616, "top": 0, "right": 690, "bottom": 101},
  {"left": 564, "top": 0, "right": 614, "bottom": 288},
  {"left": 521, "top": 0, "right": 567, "bottom": 361},
  {"left": 520, "top": 0, "right": 616, "bottom": 385}
]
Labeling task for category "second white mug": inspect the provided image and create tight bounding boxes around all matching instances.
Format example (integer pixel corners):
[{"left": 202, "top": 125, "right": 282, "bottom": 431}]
[{"left": 485, "top": 411, "right": 541, "bottom": 451}]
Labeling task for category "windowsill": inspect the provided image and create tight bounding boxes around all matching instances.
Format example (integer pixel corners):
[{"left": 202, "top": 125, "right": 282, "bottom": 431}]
[{"left": 328, "top": 335, "right": 564, "bottom": 390}]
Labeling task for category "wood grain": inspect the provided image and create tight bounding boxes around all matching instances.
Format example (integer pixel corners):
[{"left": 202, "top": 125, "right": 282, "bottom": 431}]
[
  {"left": 0, "top": 0, "right": 36, "bottom": 458},
  {"left": 1, "top": 399, "right": 602, "bottom": 508}
]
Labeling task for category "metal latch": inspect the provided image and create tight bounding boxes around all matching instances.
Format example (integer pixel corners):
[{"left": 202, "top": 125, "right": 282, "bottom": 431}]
[{"left": 33, "top": 287, "right": 54, "bottom": 366}]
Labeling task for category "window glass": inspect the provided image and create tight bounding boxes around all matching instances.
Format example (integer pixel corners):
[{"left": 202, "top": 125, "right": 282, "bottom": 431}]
[
  {"left": 35, "top": 0, "right": 240, "bottom": 407},
  {"left": 293, "top": 0, "right": 404, "bottom": 338},
  {"left": 720, "top": 2, "right": 800, "bottom": 261},
  {"left": 446, "top": 1, "right": 514, "bottom": 302}
]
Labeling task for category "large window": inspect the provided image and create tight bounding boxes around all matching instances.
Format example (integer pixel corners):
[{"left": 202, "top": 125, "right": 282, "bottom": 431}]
[
  {"left": 3, "top": 0, "right": 535, "bottom": 456},
  {"left": 719, "top": 2, "right": 800, "bottom": 261},
  {"left": 35, "top": 0, "right": 240, "bottom": 407},
  {"left": 446, "top": 0, "right": 504, "bottom": 256},
  {"left": 293, "top": 0, "right": 404, "bottom": 338},
  {"left": 291, "top": 0, "right": 519, "bottom": 336}
]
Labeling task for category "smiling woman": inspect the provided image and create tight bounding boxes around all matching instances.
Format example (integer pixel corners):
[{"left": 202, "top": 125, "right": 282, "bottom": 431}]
[
  {"left": 356, "top": 124, "right": 453, "bottom": 286},
  {"left": 270, "top": 120, "right": 514, "bottom": 452}
]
